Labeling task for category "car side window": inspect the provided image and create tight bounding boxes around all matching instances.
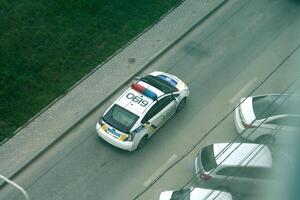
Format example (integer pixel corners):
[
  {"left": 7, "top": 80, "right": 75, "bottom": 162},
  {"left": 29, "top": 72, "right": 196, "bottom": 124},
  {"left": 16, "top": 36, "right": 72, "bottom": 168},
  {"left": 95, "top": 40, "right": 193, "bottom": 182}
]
[
  {"left": 157, "top": 95, "right": 175, "bottom": 110},
  {"left": 236, "top": 167, "right": 258, "bottom": 178},
  {"left": 216, "top": 167, "right": 236, "bottom": 176},
  {"left": 141, "top": 102, "right": 160, "bottom": 124},
  {"left": 268, "top": 116, "right": 300, "bottom": 127},
  {"left": 141, "top": 95, "right": 175, "bottom": 124},
  {"left": 217, "top": 167, "right": 272, "bottom": 179},
  {"left": 217, "top": 167, "right": 252, "bottom": 178},
  {"left": 239, "top": 167, "right": 273, "bottom": 179}
]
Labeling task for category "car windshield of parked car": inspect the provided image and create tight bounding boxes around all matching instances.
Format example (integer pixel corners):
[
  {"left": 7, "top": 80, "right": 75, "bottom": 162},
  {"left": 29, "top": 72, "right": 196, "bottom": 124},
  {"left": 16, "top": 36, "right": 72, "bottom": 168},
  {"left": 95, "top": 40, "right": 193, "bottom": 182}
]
[
  {"left": 252, "top": 95, "right": 300, "bottom": 120},
  {"left": 170, "top": 189, "right": 190, "bottom": 200},
  {"left": 103, "top": 104, "right": 139, "bottom": 133},
  {"left": 201, "top": 145, "right": 218, "bottom": 171}
]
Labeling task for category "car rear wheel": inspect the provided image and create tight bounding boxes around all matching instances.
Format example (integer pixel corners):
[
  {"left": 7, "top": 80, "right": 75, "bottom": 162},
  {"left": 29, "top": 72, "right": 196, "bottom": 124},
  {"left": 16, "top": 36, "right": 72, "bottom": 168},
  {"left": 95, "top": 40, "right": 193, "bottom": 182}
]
[
  {"left": 137, "top": 136, "right": 148, "bottom": 149},
  {"left": 255, "top": 135, "right": 275, "bottom": 145},
  {"left": 176, "top": 97, "right": 187, "bottom": 112}
]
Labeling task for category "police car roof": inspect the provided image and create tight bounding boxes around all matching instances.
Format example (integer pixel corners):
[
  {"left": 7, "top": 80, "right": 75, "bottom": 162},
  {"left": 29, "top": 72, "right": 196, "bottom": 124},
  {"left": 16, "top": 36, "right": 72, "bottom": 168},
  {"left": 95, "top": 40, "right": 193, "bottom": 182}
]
[{"left": 116, "top": 80, "right": 165, "bottom": 116}]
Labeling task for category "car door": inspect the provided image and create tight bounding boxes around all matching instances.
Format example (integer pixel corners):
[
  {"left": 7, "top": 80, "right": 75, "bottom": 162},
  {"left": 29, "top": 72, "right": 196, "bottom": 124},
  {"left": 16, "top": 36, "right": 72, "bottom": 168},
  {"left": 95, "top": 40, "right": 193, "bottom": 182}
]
[
  {"left": 220, "top": 166, "right": 274, "bottom": 194},
  {"left": 141, "top": 95, "right": 177, "bottom": 136},
  {"left": 267, "top": 116, "right": 300, "bottom": 144},
  {"left": 213, "top": 166, "right": 235, "bottom": 190},
  {"left": 249, "top": 116, "right": 282, "bottom": 141},
  {"left": 141, "top": 102, "right": 161, "bottom": 135},
  {"left": 157, "top": 94, "right": 178, "bottom": 124}
]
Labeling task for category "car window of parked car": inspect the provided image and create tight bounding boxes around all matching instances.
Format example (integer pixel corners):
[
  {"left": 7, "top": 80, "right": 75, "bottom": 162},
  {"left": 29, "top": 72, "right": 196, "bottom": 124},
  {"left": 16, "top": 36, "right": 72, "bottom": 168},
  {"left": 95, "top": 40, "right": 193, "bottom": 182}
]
[
  {"left": 238, "top": 167, "right": 273, "bottom": 179},
  {"left": 268, "top": 116, "right": 300, "bottom": 127},
  {"left": 201, "top": 145, "right": 218, "bottom": 171},
  {"left": 253, "top": 95, "right": 300, "bottom": 120},
  {"left": 216, "top": 167, "right": 235, "bottom": 176},
  {"left": 217, "top": 167, "right": 273, "bottom": 179},
  {"left": 170, "top": 189, "right": 190, "bottom": 200}
]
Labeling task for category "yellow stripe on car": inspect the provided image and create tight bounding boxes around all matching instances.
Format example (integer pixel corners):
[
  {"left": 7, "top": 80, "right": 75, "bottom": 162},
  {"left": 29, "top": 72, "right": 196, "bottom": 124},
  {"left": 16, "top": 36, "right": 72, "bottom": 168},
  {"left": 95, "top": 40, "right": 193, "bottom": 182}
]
[
  {"left": 144, "top": 123, "right": 155, "bottom": 132},
  {"left": 119, "top": 134, "right": 127, "bottom": 141},
  {"left": 101, "top": 124, "right": 108, "bottom": 131}
]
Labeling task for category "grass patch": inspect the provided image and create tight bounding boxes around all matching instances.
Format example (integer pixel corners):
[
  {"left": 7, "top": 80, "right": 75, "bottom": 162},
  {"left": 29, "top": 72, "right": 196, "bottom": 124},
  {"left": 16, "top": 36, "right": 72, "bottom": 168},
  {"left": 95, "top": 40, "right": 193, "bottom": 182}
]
[{"left": 0, "top": 0, "right": 181, "bottom": 142}]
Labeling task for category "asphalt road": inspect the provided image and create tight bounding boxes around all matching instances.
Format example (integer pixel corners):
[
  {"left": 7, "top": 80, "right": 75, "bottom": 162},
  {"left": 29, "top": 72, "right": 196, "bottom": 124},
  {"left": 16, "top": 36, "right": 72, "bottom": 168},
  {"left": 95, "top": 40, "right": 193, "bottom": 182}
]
[{"left": 1, "top": 0, "right": 300, "bottom": 199}]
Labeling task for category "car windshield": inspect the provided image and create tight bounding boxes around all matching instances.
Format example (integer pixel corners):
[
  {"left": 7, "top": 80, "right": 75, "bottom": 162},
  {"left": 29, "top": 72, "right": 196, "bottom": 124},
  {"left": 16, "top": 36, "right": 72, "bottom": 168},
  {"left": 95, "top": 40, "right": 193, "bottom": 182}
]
[
  {"left": 201, "top": 145, "right": 218, "bottom": 171},
  {"left": 140, "top": 75, "right": 178, "bottom": 93},
  {"left": 170, "top": 189, "right": 190, "bottom": 200},
  {"left": 103, "top": 104, "right": 139, "bottom": 133},
  {"left": 252, "top": 95, "right": 300, "bottom": 120}
]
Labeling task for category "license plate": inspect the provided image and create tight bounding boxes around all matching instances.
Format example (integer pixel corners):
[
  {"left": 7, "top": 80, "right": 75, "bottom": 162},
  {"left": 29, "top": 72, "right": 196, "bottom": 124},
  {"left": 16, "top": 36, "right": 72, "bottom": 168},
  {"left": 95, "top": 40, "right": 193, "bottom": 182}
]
[{"left": 108, "top": 127, "right": 120, "bottom": 138}]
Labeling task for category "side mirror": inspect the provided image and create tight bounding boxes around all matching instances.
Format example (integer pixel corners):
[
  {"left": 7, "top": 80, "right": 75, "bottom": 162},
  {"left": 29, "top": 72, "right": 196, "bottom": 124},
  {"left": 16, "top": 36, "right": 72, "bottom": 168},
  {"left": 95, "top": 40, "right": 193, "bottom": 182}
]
[{"left": 172, "top": 94, "right": 179, "bottom": 102}]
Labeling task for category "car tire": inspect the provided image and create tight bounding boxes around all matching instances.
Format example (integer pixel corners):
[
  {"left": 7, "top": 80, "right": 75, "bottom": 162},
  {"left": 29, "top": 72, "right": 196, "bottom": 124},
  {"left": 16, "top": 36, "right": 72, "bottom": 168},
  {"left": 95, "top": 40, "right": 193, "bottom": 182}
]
[
  {"left": 137, "top": 136, "right": 148, "bottom": 149},
  {"left": 255, "top": 135, "right": 275, "bottom": 145},
  {"left": 176, "top": 97, "right": 187, "bottom": 112}
]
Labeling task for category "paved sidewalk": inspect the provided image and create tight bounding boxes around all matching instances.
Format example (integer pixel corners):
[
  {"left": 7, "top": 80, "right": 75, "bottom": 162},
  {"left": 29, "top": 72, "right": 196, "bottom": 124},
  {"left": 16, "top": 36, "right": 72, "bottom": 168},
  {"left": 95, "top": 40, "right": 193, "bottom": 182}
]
[{"left": 0, "top": 0, "right": 226, "bottom": 185}]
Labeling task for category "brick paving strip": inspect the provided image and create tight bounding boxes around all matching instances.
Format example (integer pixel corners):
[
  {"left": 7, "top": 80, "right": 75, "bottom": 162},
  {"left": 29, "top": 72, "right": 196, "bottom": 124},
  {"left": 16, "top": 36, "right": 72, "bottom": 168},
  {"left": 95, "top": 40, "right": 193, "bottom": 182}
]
[{"left": 0, "top": 0, "right": 226, "bottom": 185}]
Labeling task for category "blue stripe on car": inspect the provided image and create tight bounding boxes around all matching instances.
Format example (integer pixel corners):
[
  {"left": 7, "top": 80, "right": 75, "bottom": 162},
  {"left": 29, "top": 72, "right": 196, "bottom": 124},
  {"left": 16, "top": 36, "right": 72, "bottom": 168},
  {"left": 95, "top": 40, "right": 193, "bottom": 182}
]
[{"left": 157, "top": 75, "right": 177, "bottom": 86}]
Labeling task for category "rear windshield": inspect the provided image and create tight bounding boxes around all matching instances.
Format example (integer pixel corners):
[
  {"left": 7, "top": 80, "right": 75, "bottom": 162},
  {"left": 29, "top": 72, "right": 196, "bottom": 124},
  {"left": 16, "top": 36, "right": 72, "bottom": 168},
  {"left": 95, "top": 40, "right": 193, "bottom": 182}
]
[
  {"left": 103, "top": 104, "right": 139, "bottom": 133},
  {"left": 141, "top": 75, "right": 178, "bottom": 93},
  {"left": 201, "top": 145, "right": 218, "bottom": 171},
  {"left": 253, "top": 95, "right": 300, "bottom": 120}
]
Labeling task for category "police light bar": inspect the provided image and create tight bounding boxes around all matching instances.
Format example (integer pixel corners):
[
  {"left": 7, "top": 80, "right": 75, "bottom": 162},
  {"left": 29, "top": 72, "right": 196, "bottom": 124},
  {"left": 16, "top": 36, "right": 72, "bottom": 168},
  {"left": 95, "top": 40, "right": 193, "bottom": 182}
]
[{"left": 131, "top": 83, "right": 157, "bottom": 100}]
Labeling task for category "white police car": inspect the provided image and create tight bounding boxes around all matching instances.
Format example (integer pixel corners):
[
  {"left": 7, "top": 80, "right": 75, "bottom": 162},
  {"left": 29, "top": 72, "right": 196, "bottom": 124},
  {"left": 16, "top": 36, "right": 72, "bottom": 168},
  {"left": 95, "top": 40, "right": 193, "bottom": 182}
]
[{"left": 96, "top": 71, "right": 189, "bottom": 151}]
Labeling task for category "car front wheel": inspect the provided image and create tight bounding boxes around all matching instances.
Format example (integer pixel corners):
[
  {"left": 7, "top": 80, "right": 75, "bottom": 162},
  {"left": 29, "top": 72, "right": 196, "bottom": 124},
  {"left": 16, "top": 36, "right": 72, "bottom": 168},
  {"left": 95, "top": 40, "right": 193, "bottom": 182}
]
[{"left": 137, "top": 136, "right": 148, "bottom": 149}]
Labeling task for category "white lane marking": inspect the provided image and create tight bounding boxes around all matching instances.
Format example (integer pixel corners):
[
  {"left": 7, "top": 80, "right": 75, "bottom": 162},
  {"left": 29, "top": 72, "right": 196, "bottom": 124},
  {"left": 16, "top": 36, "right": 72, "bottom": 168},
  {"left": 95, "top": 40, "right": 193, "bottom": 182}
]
[
  {"left": 229, "top": 77, "right": 257, "bottom": 104},
  {"left": 143, "top": 154, "right": 178, "bottom": 187}
]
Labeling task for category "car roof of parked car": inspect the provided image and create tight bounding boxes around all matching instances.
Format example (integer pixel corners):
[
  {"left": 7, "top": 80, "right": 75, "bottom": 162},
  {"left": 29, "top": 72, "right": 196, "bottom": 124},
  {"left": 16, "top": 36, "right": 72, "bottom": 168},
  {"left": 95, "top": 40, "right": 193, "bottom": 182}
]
[{"left": 213, "top": 143, "right": 272, "bottom": 168}]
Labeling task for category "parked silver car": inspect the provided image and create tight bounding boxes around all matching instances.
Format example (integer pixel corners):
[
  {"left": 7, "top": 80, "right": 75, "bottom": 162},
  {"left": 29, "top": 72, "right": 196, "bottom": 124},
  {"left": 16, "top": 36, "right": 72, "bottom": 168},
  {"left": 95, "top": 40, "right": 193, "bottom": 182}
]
[
  {"left": 194, "top": 143, "right": 276, "bottom": 194},
  {"left": 234, "top": 94, "right": 300, "bottom": 144},
  {"left": 159, "top": 188, "right": 232, "bottom": 200}
]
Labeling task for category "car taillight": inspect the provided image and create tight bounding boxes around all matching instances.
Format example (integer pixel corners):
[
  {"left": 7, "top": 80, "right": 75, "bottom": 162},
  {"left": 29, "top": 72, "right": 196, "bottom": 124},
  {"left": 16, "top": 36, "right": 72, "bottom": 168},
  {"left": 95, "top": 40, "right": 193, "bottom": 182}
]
[
  {"left": 201, "top": 172, "right": 211, "bottom": 181},
  {"left": 127, "top": 133, "right": 135, "bottom": 141},
  {"left": 99, "top": 118, "right": 104, "bottom": 126},
  {"left": 239, "top": 109, "right": 256, "bottom": 129},
  {"left": 241, "top": 120, "right": 256, "bottom": 129}
]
